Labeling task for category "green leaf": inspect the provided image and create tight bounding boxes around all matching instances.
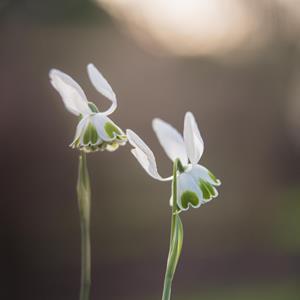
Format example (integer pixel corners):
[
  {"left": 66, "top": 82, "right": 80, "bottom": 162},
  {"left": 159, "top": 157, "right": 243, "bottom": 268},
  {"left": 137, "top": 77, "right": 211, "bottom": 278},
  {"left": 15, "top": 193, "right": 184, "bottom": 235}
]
[
  {"left": 173, "top": 215, "right": 183, "bottom": 271},
  {"left": 166, "top": 215, "right": 184, "bottom": 279}
]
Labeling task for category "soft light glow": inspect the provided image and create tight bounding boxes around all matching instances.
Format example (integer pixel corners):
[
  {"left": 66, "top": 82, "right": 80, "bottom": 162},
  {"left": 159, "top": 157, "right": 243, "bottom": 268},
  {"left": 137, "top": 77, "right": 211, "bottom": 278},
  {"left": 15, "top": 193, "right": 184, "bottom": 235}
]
[{"left": 96, "top": 0, "right": 260, "bottom": 57}]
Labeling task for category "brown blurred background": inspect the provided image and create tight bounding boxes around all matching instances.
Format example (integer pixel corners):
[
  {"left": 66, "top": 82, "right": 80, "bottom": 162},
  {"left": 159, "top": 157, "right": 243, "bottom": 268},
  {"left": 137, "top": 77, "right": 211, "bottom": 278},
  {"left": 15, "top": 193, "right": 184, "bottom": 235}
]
[{"left": 1, "top": 0, "right": 300, "bottom": 299}]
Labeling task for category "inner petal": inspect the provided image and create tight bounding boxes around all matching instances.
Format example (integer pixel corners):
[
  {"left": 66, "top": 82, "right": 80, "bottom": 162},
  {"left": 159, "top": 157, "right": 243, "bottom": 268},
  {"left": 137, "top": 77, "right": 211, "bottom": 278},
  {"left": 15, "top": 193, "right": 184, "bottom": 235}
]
[
  {"left": 104, "top": 121, "right": 121, "bottom": 138},
  {"left": 177, "top": 173, "right": 203, "bottom": 210},
  {"left": 83, "top": 122, "right": 99, "bottom": 145}
]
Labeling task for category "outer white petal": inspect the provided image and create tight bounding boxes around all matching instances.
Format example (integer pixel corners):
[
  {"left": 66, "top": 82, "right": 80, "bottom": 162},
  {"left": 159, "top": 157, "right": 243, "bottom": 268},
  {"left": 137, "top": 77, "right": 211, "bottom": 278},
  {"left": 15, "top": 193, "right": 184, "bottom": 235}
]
[
  {"left": 87, "top": 64, "right": 117, "bottom": 115},
  {"left": 49, "top": 69, "right": 91, "bottom": 116},
  {"left": 184, "top": 112, "right": 204, "bottom": 164},
  {"left": 91, "top": 113, "right": 122, "bottom": 142},
  {"left": 152, "top": 118, "right": 188, "bottom": 165},
  {"left": 126, "top": 129, "right": 172, "bottom": 181},
  {"left": 73, "top": 116, "right": 89, "bottom": 142},
  {"left": 187, "top": 164, "right": 221, "bottom": 186},
  {"left": 177, "top": 173, "right": 204, "bottom": 211}
]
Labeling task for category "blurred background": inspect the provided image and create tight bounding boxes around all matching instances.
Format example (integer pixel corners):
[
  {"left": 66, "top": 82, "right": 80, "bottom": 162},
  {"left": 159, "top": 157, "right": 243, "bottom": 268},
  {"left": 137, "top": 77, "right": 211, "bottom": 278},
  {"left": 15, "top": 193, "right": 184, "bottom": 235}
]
[{"left": 1, "top": 0, "right": 300, "bottom": 299}]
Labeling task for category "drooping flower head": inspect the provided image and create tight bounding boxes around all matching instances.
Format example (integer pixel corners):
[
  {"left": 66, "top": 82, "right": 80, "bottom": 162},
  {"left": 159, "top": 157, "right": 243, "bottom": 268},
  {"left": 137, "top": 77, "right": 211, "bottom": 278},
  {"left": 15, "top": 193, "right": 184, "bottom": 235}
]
[
  {"left": 127, "top": 112, "right": 221, "bottom": 211},
  {"left": 49, "top": 64, "right": 127, "bottom": 153}
]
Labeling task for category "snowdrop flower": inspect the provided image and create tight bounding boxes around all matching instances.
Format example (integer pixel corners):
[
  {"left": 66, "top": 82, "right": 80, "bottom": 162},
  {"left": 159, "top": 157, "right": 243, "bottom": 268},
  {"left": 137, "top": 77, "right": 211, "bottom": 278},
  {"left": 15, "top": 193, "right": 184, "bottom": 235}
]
[
  {"left": 127, "top": 112, "right": 221, "bottom": 211},
  {"left": 49, "top": 64, "right": 127, "bottom": 153}
]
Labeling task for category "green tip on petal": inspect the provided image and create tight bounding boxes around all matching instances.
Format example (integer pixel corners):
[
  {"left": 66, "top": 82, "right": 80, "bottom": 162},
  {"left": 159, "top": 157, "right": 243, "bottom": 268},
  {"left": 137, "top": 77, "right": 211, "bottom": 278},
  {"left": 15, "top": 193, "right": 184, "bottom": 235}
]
[
  {"left": 104, "top": 122, "right": 121, "bottom": 138},
  {"left": 205, "top": 182, "right": 216, "bottom": 197},
  {"left": 180, "top": 191, "right": 200, "bottom": 209},
  {"left": 199, "top": 179, "right": 217, "bottom": 201}
]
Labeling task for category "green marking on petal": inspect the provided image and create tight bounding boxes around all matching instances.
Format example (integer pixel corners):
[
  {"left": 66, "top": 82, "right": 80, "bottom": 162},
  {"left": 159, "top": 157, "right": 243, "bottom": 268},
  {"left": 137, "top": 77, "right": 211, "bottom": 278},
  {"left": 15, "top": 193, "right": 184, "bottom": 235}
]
[
  {"left": 199, "top": 180, "right": 211, "bottom": 200},
  {"left": 104, "top": 122, "right": 121, "bottom": 138},
  {"left": 205, "top": 182, "right": 216, "bottom": 197},
  {"left": 117, "top": 134, "right": 127, "bottom": 141},
  {"left": 208, "top": 170, "right": 218, "bottom": 184},
  {"left": 203, "top": 180, "right": 216, "bottom": 197},
  {"left": 83, "top": 128, "right": 90, "bottom": 145},
  {"left": 180, "top": 191, "right": 200, "bottom": 209},
  {"left": 69, "top": 119, "right": 126, "bottom": 153},
  {"left": 91, "top": 125, "right": 99, "bottom": 144},
  {"left": 83, "top": 123, "right": 99, "bottom": 145}
]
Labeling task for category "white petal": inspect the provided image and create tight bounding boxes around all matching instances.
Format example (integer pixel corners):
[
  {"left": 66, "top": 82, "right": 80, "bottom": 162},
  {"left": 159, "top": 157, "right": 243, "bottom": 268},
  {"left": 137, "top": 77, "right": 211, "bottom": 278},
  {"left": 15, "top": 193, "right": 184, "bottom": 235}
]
[
  {"left": 49, "top": 69, "right": 91, "bottom": 116},
  {"left": 87, "top": 64, "right": 117, "bottom": 115},
  {"left": 187, "top": 164, "right": 221, "bottom": 186},
  {"left": 152, "top": 118, "right": 188, "bottom": 165},
  {"left": 177, "top": 173, "right": 204, "bottom": 211},
  {"left": 126, "top": 129, "right": 172, "bottom": 181},
  {"left": 91, "top": 113, "right": 122, "bottom": 142},
  {"left": 73, "top": 116, "right": 89, "bottom": 142},
  {"left": 184, "top": 112, "right": 204, "bottom": 164}
]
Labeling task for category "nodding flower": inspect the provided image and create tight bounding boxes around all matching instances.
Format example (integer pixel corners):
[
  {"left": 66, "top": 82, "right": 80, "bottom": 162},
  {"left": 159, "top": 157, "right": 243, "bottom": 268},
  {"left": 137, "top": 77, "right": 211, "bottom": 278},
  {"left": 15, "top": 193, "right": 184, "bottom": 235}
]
[
  {"left": 127, "top": 112, "right": 220, "bottom": 211},
  {"left": 49, "top": 64, "right": 127, "bottom": 153}
]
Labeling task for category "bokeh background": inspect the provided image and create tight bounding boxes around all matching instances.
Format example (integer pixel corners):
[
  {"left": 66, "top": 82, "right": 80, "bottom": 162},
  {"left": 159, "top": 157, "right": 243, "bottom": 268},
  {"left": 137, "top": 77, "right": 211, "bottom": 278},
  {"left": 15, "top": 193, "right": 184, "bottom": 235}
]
[{"left": 1, "top": 0, "right": 300, "bottom": 299}]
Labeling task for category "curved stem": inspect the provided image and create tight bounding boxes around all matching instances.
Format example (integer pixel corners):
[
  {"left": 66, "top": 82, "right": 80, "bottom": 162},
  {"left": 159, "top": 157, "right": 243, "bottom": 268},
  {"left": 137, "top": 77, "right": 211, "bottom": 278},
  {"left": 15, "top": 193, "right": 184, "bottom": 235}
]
[
  {"left": 77, "top": 152, "right": 91, "bottom": 300},
  {"left": 161, "top": 159, "right": 184, "bottom": 300}
]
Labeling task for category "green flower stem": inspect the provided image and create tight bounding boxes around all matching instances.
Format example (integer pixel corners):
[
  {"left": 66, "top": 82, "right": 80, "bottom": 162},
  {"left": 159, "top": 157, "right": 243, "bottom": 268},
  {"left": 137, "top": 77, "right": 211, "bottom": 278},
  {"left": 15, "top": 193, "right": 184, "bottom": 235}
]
[
  {"left": 77, "top": 152, "right": 91, "bottom": 300},
  {"left": 162, "top": 159, "right": 184, "bottom": 300}
]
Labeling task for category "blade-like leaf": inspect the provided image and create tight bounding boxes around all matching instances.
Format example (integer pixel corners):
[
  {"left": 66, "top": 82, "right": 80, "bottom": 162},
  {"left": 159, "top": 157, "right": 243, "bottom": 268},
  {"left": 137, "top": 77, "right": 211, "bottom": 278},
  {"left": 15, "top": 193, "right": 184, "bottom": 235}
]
[{"left": 166, "top": 215, "right": 184, "bottom": 279}]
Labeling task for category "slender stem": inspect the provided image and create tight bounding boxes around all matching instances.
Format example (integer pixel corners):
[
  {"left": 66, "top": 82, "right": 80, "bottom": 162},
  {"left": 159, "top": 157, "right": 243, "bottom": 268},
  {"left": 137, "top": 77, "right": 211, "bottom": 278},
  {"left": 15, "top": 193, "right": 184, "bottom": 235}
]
[
  {"left": 161, "top": 159, "right": 181, "bottom": 300},
  {"left": 170, "top": 160, "right": 179, "bottom": 239},
  {"left": 162, "top": 276, "right": 172, "bottom": 300},
  {"left": 77, "top": 152, "right": 91, "bottom": 300}
]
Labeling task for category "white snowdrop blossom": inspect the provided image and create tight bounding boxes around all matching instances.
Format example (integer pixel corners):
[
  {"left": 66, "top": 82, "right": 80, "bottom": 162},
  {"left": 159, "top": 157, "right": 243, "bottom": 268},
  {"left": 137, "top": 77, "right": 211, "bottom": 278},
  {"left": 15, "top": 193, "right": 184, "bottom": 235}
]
[
  {"left": 127, "top": 112, "right": 221, "bottom": 211},
  {"left": 49, "top": 64, "right": 127, "bottom": 153}
]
